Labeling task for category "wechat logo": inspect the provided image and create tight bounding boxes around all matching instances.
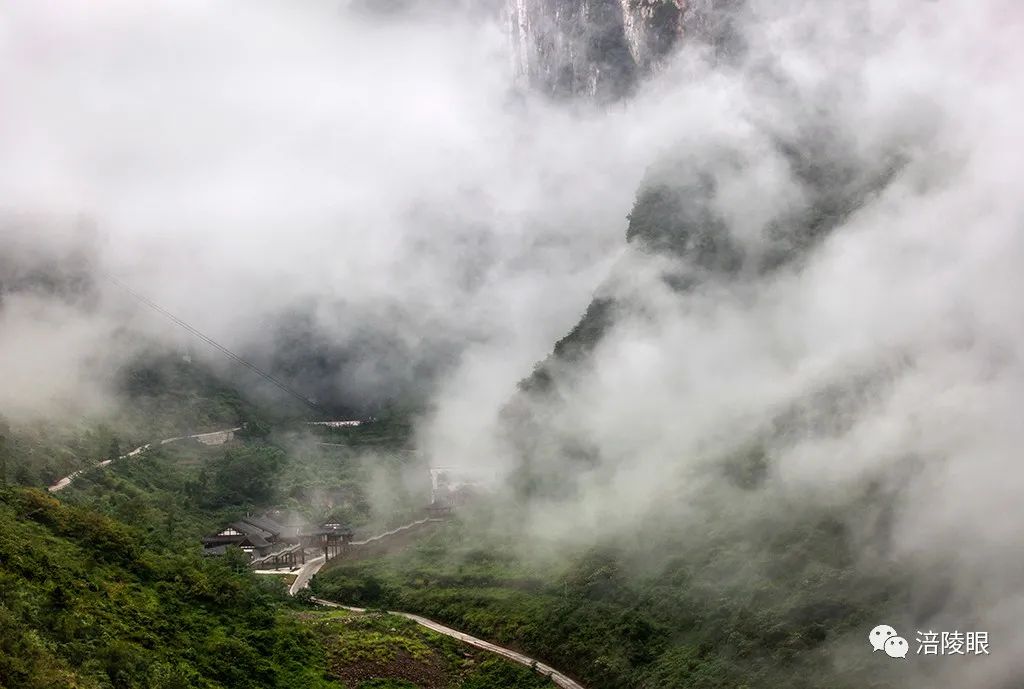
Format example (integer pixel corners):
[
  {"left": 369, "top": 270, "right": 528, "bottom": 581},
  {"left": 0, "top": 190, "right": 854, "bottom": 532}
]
[{"left": 870, "top": 625, "right": 909, "bottom": 659}]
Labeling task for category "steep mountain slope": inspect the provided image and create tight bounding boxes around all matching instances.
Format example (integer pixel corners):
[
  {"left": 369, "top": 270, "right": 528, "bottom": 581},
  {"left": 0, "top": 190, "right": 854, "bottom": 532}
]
[
  {"left": 313, "top": 502, "right": 912, "bottom": 689},
  {"left": 504, "top": 130, "right": 904, "bottom": 494},
  {"left": 0, "top": 358, "right": 552, "bottom": 689},
  {"left": 507, "top": 0, "right": 744, "bottom": 100},
  {"left": 337, "top": 14, "right": 935, "bottom": 686},
  {"left": 0, "top": 486, "right": 332, "bottom": 689},
  {"left": 0, "top": 354, "right": 263, "bottom": 488},
  {"left": 0, "top": 486, "right": 558, "bottom": 689}
]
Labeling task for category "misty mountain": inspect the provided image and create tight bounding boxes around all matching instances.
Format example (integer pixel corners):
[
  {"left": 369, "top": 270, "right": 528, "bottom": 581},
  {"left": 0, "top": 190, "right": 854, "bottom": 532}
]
[
  {"left": 0, "top": 219, "right": 100, "bottom": 308},
  {"left": 504, "top": 126, "right": 904, "bottom": 499},
  {"left": 517, "top": 130, "right": 904, "bottom": 384},
  {"left": 4, "top": 2, "right": 1024, "bottom": 688},
  {"left": 352, "top": 0, "right": 742, "bottom": 101},
  {"left": 265, "top": 307, "right": 462, "bottom": 415},
  {"left": 508, "top": 0, "right": 746, "bottom": 100}
]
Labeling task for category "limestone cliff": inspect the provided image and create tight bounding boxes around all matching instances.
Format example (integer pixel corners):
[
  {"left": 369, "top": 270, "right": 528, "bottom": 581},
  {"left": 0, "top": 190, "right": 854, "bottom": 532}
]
[{"left": 506, "top": 0, "right": 686, "bottom": 100}]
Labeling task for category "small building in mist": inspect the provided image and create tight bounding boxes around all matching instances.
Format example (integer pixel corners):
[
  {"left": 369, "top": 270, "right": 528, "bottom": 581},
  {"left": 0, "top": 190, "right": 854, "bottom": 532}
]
[
  {"left": 203, "top": 512, "right": 361, "bottom": 566},
  {"left": 202, "top": 514, "right": 302, "bottom": 560},
  {"left": 308, "top": 515, "right": 355, "bottom": 560}
]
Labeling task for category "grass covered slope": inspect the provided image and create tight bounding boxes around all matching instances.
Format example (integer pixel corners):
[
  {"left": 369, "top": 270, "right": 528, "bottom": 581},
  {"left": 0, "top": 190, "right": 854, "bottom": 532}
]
[
  {"left": 0, "top": 486, "right": 333, "bottom": 689},
  {"left": 59, "top": 411, "right": 428, "bottom": 552},
  {"left": 0, "top": 404, "right": 553, "bottom": 689},
  {"left": 0, "top": 353, "right": 266, "bottom": 489},
  {"left": 312, "top": 511, "right": 915, "bottom": 689},
  {"left": 304, "top": 609, "right": 556, "bottom": 689},
  {"left": 0, "top": 487, "right": 560, "bottom": 689}
]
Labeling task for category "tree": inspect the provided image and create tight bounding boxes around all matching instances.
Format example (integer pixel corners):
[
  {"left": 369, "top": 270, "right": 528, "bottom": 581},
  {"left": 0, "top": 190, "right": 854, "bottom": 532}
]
[
  {"left": 204, "top": 444, "right": 286, "bottom": 508},
  {"left": 0, "top": 430, "right": 7, "bottom": 485}
]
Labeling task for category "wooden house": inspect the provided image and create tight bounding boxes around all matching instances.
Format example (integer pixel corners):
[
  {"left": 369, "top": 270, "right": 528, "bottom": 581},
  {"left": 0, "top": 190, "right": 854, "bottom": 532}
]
[
  {"left": 308, "top": 515, "right": 354, "bottom": 560},
  {"left": 202, "top": 514, "right": 289, "bottom": 558}
]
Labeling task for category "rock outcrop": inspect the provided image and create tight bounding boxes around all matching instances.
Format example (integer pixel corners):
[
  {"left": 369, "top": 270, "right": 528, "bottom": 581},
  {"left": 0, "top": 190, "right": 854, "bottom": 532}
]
[{"left": 507, "top": 0, "right": 686, "bottom": 100}]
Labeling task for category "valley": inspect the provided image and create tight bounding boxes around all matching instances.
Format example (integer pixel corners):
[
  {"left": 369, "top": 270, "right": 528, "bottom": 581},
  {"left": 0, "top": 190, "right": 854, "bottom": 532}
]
[{"left": 2, "top": 1, "right": 1018, "bottom": 688}]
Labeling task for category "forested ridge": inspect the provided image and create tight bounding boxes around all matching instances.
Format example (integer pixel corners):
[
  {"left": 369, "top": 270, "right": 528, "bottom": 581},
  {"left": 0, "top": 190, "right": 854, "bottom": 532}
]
[
  {"left": 313, "top": 502, "right": 918, "bottom": 689},
  {"left": 0, "top": 485, "right": 331, "bottom": 688},
  {"left": 0, "top": 355, "right": 556, "bottom": 689}
]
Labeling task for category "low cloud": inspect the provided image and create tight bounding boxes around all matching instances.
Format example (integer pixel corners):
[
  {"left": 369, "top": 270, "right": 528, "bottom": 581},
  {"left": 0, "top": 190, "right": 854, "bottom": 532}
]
[
  {"left": 420, "top": 2, "right": 1024, "bottom": 686},
  {"left": 3, "top": 0, "right": 1022, "bottom": 684}
]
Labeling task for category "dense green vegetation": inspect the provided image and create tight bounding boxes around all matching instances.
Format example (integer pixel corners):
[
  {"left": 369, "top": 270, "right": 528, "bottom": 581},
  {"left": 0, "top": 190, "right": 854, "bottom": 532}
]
[
  {"left": 59, "top": 441, "right": 282, "bottom": 550},
  {"left": 306, "top": 609, "right": 554, "bottom": 689},
  {"left": 0, "top": 354, "right": 263, "bottom": 489},
  {"left": 0, "top": 485, "right": 557, "bottom": 689},
  {"left": 313, "top": 505, "right": 915, "bottom": 689},
  {"left": 34, "top": 363, "right": 424, "bottom": 539},
  {"left": 1, "top": 351, "right": 553, "bottom": 688},
  {"left": 58, "top": 412, "right": 428, "bottom": 552},
  {"left": 0, "top": 485, "right": 333, "bottom": 689},
  {"left": 0, "top": 368, "right": 549, "bottom": 689}
]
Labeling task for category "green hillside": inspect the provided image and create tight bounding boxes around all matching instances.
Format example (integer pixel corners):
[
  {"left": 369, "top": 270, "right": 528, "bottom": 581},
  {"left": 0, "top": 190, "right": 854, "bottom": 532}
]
[
  {"left": 0, "top": 485, "right": 331, "bottom": 689},
  {"left": 312, "top": 509, "right": 915, "bottom": 689},
  {"left": 0, "top": 485, "right": 557, "bottom": 689},
  {"left": 0, "top": 353, "right": 556, "bottom": 689}
]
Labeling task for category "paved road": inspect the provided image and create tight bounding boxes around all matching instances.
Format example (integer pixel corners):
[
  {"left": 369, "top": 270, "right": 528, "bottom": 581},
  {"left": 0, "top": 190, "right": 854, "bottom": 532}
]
[
  {"left": 47, "top": 427, "right": 242, "bottom": 493},
  {"left": 48, "top": 419, "right": 584, "bottom": 689},
  {"left": 288, "top": 555, "right": 326, "bottom": 596},
  {"left": 310, "top": 597, "right": 586, "bottom": 689},
  {"left": 285, "top": 519, "right": 586, "bottom": 688}
]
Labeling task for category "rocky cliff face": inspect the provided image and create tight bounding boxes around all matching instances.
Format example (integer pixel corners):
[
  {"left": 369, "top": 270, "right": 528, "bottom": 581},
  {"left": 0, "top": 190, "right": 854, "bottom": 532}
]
[
  {"left": 503, "top": 132, "right": 906, "bottom": 497},
  {"left": 507, "top": 0, "right": 686, "bottom": 100}
]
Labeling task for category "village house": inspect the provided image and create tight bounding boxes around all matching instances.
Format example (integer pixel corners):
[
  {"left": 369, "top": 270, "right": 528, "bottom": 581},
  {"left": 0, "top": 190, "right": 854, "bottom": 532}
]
[
  {"left": 203, "top": 511, "right": 365, "bottom": 566},
  {"left": 308, "top": 515, "right": 354, "bottom": 560},
  {"left": 202, "top": 514, "right": 293, "bottom": 558}
]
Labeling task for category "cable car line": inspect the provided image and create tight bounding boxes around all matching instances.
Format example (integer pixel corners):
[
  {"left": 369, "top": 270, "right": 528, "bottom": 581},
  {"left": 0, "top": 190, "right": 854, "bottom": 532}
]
[{"left": 102, "top": 271, "right": 323, "bottom": 413}]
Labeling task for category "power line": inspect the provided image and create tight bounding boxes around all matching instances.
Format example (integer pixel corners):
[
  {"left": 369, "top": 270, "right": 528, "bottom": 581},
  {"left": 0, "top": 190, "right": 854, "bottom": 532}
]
[{"left": 103, "top": 272, "right": 322, "bottom": 413}]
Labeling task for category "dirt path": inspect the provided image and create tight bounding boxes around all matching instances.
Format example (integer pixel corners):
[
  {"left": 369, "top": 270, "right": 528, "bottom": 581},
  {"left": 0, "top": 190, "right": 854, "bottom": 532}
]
[
  {"left": 47, "top": 427, "right": 242, "bottom": 493},
  {"left": 310, "top": 597, "right": 586, "bottom": 689}
]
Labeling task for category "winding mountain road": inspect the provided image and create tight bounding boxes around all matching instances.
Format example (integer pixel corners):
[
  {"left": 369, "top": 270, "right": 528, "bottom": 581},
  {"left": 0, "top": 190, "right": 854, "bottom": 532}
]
[
  {"left": 47, "top": 427, "right": 242, "bottom": 493},
  {"left": 46, "top": 423, "right": 586, "bottom": 689},
  {"left": 310, "top": 597, "right": 586, "bottom": 689},
  {"left": 286, "top": 519, "right": 587, "bottom": 688}
]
